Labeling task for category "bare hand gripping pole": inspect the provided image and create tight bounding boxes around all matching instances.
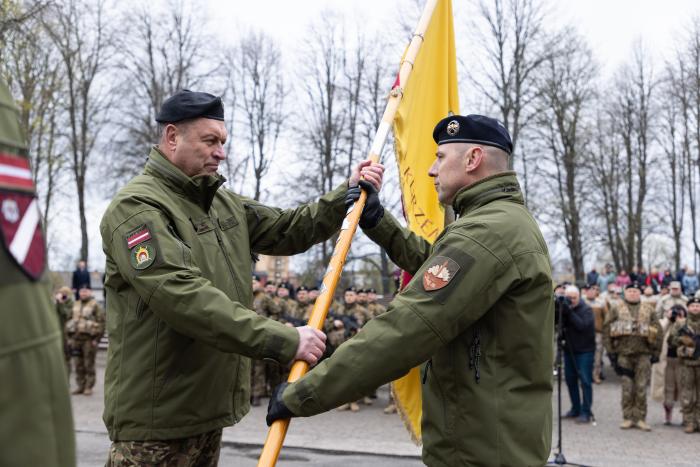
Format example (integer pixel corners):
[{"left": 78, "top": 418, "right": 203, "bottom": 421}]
[{"left": 257, "top": 1, "right": 440, "bottom": 465}]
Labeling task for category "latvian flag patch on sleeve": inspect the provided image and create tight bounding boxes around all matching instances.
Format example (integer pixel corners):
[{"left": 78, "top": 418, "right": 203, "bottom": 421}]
[
  {"left": 127, "top": 227, "right": 151, "bottom": 249},
  {"left": 0, "top": 151, "right": 34, "bottom": 192}
]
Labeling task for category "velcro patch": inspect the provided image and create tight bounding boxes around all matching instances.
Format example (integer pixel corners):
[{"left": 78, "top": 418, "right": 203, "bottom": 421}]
[
  {"left": 126, "top": 227, "right": 151, "bottom": 249},
  {"left": 423, "top": 256, "right": 460, "bottom": 291},
  {"left": 130, "top": 243, "right": 156, "bottom": 269}
]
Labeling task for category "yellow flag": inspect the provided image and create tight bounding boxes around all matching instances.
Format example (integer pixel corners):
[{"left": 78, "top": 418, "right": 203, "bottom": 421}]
[{"left": 390, "top": 0, "right": 459, "bottom": 444}]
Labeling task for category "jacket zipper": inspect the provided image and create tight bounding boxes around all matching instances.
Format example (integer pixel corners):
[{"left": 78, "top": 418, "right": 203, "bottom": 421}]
[{"left": 213, "top": 227, "right": 241, "bottom": 299}]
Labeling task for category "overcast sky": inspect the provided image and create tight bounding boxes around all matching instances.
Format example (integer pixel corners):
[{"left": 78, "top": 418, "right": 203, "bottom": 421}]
[
  {"left": 73, "top": 0, "right": 700, "bottom": 271},
  {"left": 206, "top": 0, "right": 700, "bottom": 74}
]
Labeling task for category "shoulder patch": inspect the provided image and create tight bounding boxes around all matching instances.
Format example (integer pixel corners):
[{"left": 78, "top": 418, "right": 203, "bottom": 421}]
[
  {"left": 130, "top": 243, "right": 156, "bottom": 269},
  {"left": 125, "top": 223, "right": 158, "bottom": 270},
  {"left": 423, "top": 256, "right": 460, "bottom": 291}
]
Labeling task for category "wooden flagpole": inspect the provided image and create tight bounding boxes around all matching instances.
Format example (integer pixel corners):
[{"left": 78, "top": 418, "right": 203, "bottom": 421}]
[{"left": 257, "top": 1, "right": 440, "bottom": 465}]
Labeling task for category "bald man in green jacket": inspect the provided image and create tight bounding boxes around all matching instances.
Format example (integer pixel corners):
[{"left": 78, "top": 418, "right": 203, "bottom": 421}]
[{"left": 268, "top": 115, "right": 554, "bottom": 467}]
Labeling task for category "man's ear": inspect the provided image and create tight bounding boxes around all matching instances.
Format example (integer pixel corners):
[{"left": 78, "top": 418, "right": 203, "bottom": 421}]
[{"left": 465, "top": 147, "right": 484, "bottom": 172}]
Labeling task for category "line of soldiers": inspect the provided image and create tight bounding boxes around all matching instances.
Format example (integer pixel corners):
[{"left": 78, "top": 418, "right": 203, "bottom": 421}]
[
  {"left": 250, "top": 276, "right": 388, "bottom": 411},
  {"left": 54, "top": 284, "right": 106, "bottom": 396},
  {"left": 582, "top": 280, "right": 700, "bottom": 433}
]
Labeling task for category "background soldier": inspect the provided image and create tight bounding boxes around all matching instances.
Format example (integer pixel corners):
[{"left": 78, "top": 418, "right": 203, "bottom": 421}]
[
  {"left": 656, "top": 281, "right": 688, "bottom": 320},
  {"left": 251, "top": 275, "right": 282, "bottom": 406},
  {"left": 66, "top": 285, "right": 105, "bottom": 395},
  {"left": 366, "top": 288, "right": 387, "bottom": 318},
  {"left": 296, "top": 285, "right": 314, "bottom": 322},
  {"left": 603, "top": 282, "right": 663, "bottom": 431},
  {"left": 276, "top": 281, "right": 301, "bottom": 325},
  {"left": 55, "top": 285, "right": 75, "bottom": 374},
  {"left": 584, "top": 284, "right": 607, "bottom": 383},
  {"left": 0, "top": 77, "right": 76, "bottom": 466},
  {"left": 669, "top": 297, "right": 700, "bottom": 433}
]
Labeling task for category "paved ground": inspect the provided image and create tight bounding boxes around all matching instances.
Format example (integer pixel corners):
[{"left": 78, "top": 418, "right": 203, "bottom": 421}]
[{"left": 70, "top": 352, "right": 698, "bottom": 466}]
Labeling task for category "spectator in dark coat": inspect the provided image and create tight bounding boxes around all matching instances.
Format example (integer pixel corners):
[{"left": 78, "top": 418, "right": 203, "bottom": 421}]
[
  {"left": 561, "top": 285, "right": 596, "bottom": 424},
  {"left": 586, "top": 268, "right": 599, "bottom": 288},
  {"left": 71, "top": 260, "right": 90, "bottom": 299}
]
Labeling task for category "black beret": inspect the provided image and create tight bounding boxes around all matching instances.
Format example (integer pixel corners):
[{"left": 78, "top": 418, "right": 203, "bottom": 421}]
[
  {"left": 297, "top": 285, "right": 309, "bottom": 292},
  {"left": 309, "top": 286, "right": 319, "bottom": 292},
  {"left": 345, "top": 286, "right": 357, "bottom": 293},
  {"left": 366, "top": 288, "right": 376, "bottom": 294},
  {"left": 156, "top": 90, "right": 224, "bottom": 123},
  {"left": 432, "top": 114, "right": 512, "bottom": 154},
  {"left": 687, "top": 296, "right": 700, "bottom": 305},
  {"left": 278, "top": 282, "right": 292, "bottom": 291},
  {"left": 625, "top": 282, "right": 642, "bottom": 291}
]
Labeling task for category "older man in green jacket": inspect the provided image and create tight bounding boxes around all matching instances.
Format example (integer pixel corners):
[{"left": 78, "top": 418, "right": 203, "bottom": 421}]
[
  {"left": 101, "top": 90, "right": 383, "bottom": 465},
  {"left": 268, "top": 114, "right": 554, "bottom": 467}
]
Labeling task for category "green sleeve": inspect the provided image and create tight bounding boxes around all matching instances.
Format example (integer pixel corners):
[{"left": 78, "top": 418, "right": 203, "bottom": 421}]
[
  {"left": 243, "top": 183, "right": 348, "bottom": 255},
  {"left": 101, "top": 206, "right": 299, "bottom": 363},
  {"left": 361, "top": 209, "right": 433, "bottom": 274},
  {"left": 282, "top": 224, "right": 518, "bottom": 415}
]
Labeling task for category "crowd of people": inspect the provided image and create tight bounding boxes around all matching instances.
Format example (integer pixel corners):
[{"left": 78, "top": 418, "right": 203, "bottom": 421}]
[
  {"left": 557, "top": 264, "right": 700, "bottom": 434},
  {"left": 249, "top": 276, "right": 394, "bottom": 413}
]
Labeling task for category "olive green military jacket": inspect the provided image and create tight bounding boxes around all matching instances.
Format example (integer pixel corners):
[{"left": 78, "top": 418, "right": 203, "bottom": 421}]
[
  {"left": 100, "top": 148, "right": 347, "bottom": 441},
  {"left": 0, "top": 79, "right": 76, "bottom": 466},
  {"left": 283, "top": 172, "right": 553, "bottom": 467}
]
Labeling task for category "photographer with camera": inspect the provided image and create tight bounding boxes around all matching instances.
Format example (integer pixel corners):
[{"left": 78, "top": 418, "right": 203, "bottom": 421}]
[{"left": 557, "top": 285, "right": 596, "bottom": 424}]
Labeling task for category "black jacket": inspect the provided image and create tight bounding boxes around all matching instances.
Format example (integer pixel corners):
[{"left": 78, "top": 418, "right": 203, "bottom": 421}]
[
  {"left": 562, "top": 301, "right": 596, "bottom": 354},
  {"left": 71, "top": 268, "right": 90, "bottom": 291}
]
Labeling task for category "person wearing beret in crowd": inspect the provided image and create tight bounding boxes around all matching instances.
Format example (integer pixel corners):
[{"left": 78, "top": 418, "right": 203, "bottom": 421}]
[
  {"left": 267, "top": 114, "right": 555, "bottom": 466},
  {"left": 603, "top": 282, "right": 663, "bottom": 431},
  {"left": 99, "top": 90, "right": 384, "bottom": 465}
]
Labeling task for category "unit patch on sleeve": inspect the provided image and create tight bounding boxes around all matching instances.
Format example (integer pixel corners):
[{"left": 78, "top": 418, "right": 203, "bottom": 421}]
[
  {"left": 423, "top": 256, "right": 460, "bottom": 291},
  {"left": 125, "top": 224, "right": 157, "bottom": 270}
]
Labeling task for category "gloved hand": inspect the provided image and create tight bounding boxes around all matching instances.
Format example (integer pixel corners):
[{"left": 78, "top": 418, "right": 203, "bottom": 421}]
[
  {"left": 345, "top": 180, "right": 384, "bottom": 229},
  {"left": 609, "top": 353, "right": 622, "bottom": 376},
  {"left": 650, "top": 355, "right": 659, "bottom": 364},
  {"left": 266, "top": 382, "right": 295, "bottom": 426}
]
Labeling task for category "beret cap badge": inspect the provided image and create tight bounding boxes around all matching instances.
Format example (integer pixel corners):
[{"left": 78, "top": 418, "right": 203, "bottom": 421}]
[{"left": 446, "top": 120, "right": 460, "bottom": 136}]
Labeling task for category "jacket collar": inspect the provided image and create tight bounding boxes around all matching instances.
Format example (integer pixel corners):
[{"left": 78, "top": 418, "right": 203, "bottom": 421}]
[
  {"left": 451, "top": 171, "right": 524, "bottom": 218},
  {"left": 143, "top": 146, "right": 225, "bottom": 212}
]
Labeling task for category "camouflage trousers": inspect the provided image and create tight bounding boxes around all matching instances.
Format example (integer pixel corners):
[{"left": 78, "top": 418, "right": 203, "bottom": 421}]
[
  {"left": 664, "top": 357, "right": 681, "bottom": 408},
  {"left": 680, "top": 364, "right": 700, "bottom": 428},
  {"left": 593, "top": 333, "right": 604, "bottom": 378},
  {"left": 251, "top": 359, "right": 282, "bottom": 398},
  {"left": 71, "top": 335, "right": 97, "bottom": 390},
  {"left": 106, "top": 429, "right": 222, "bottom": 467},
  {"left": 618, "top": 354, "right": 651, "bottom": 422}
]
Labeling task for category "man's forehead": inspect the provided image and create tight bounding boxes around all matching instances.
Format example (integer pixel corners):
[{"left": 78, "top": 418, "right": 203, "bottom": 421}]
[{"left": 191, "top": 118, "right": 227, "bottom": 138}]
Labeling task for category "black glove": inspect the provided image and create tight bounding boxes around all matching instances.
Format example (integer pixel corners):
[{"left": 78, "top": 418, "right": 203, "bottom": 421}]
[
  {"left": 266, "top": 382, "right": 295, "bottom": 426},
  {"left": 650, "top": 355, "right": 659, "bottom": 364},
  {"left": 345, "top": 180, "right": 384, "bottom": 229},
  {"left": 609, "top": 353, "right": 622, "bottom": 376}
]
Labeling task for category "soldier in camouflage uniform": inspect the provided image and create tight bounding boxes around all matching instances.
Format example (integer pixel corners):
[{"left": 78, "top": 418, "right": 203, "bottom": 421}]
[
  {"left": 603, "top": 282, "right": 663, "bottom": 431},
  {"left": 250, "top": 275, "right": 282, "bottom": 406},
  {"left": 66, "top": 285, "right": 105, "bottom": 395},
  {"left": 333, "top": 286, "right": 372, "bottom": 412},
  {"left": 366, "top": 288, "right": 387, "bottom": 318},
  {"left": 296, "top": 285, "right": 314, "bottom": 322},
  {"left": 642, "top": 285, "right": 659, "bottom": 308},
  {"left": 55, "top": 285, "right": 74, "bottom": 374},
  {"left": 668, "top": 296, "right": 700, "bottom": 433},
  {"left": 656, "top": 281, "right": 688, "bottom": 320},
  {"left": 583, "top": 284, "right": 607, "bottom": 384},
  {"left": 276, "top": 282, "right": 301, "bottom": 325}
]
